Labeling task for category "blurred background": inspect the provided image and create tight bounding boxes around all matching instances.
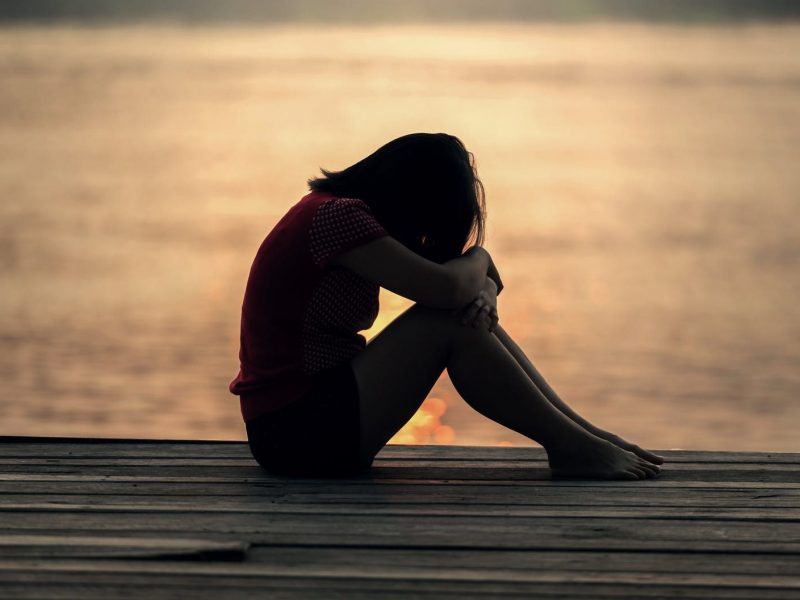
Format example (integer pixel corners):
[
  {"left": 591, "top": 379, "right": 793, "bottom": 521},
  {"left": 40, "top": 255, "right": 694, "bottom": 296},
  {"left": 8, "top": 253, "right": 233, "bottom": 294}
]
[{"left": 1, "top": 1, "right": 798, "bottom": 449}]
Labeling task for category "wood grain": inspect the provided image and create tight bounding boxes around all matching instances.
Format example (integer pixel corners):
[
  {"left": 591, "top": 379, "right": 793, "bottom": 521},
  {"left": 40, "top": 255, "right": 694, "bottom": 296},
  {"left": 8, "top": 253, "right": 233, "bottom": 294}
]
[{"left": 0, "top": 437, "right": 797, "bottom": 598}]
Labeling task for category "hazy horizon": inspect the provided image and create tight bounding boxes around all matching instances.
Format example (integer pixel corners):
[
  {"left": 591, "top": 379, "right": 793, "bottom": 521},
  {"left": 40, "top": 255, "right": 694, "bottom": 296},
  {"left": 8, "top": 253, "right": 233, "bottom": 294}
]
[{"left": 2, "top": 0, "right": 800, "bottom": 25}]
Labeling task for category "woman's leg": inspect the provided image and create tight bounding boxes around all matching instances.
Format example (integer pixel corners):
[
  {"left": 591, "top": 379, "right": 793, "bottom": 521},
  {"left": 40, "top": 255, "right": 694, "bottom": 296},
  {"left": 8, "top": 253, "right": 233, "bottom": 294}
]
[
  {"left": 492, "top": 325, "right": 664, "bottom": 465},
  {"left": 352, "top": 304, "right": 659, "bottom": 479}
]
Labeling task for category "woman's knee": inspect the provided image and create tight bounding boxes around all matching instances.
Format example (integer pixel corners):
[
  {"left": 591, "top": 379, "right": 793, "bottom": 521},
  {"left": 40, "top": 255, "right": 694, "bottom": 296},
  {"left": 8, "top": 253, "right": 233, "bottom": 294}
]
[
  {"left": 405, "top": 304, "right": 463, "bottom": 334},
  {"left": 406, "top": 303, "right": 490, "bottom": 344}
]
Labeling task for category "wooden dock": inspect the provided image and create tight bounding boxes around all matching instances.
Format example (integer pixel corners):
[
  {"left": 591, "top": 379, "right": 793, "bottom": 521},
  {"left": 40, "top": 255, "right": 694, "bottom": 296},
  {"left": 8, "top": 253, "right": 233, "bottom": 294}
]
[{"left": 0, "top": 437, "right": 798, "bottom": 599}]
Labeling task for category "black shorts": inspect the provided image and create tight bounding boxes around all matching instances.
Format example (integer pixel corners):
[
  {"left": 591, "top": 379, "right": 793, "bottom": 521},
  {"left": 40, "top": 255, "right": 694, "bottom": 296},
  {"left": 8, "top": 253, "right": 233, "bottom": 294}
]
[{"left": 245, "top": 361, "right": 374, "bottom": 477}]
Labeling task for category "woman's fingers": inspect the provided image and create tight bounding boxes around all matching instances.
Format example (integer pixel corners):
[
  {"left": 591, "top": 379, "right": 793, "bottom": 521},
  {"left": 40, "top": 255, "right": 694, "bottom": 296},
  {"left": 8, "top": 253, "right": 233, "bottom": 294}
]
[
  {"left": 460, "top": 298, "right": 484, "bottom": 326},
  {"left": 476, "top": 303, "right": 492, "bottom": 327},
  {"left": 460, "top": 291, "right": 499, "bottom": 331},
  {"left": 477, "top": 312, "right": 493, "bottom": 330},
  {"left": 489, "top": 310, "right": 499, "bottom": 332}
]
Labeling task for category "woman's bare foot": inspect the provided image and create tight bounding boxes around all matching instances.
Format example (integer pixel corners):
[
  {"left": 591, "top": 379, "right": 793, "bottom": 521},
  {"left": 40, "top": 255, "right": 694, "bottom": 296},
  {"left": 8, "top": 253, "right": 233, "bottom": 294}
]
[
  {"left": 547, "top": 436, "right": 662, "bottom": 480},
  {"left": 590, "top": 429, "right": 665, "bottom": 465}
]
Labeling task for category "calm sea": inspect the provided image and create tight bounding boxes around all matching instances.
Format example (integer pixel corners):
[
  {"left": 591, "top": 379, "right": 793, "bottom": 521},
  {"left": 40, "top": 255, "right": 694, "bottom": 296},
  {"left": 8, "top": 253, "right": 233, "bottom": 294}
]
[{"left": 1, "top": 24, "right": 798, "bottom": 450}]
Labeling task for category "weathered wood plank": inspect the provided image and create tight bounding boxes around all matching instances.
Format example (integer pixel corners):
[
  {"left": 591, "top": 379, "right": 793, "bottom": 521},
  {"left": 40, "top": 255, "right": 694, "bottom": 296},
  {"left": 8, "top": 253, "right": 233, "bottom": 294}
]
[
  {"left": 1, "top": 487, "right": 797, "bottom": 510},
  {"left": 0, "top": 466, "right": 795, "bottom": 487},
  {"left": 1, "top": 472, "right": 798, "bottom": 488},
  {"left": 0, "top": 535, "right": 248, "bottom": 561},
  {"left": 1, "top": 458, "right": 797, "bottom": 476},
  {"left": 247, "top": 546, "right": 800, "bottom": 577},
  {"left": 1, "top": 501, "right": 798, "bottom": 522},
  {"left": 1, "top": 539, "right": 797, "bottom": 577},
  {"left": 1, "top": 512, "right": 799, "bottom": 553},
  {"left": 0, "top": 458, "right": 258, "bottom": 467},
  {"left": 1, "top": 578, "right": 797, "bottom": 600},
  {"left": 2, "top": 479, "right": 800, "bottom": 504},
  {"left": 0, "top": 438, "right": 796, "bottom": 465},
  {"left": 381, "top": 446, "right": 800, "bottom": 464},
  {"left": 0, "top": 584, "right": 515, "bottom": 600},
  {"left": 1, "top": 559, "right": 798, "bottom": 592}
]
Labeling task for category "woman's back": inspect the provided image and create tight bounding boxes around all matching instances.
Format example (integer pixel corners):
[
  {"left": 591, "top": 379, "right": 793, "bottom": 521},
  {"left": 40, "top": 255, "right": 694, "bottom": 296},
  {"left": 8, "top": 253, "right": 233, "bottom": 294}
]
[{"left": 229, "top": 191, "right": 387, "bottom": 421}]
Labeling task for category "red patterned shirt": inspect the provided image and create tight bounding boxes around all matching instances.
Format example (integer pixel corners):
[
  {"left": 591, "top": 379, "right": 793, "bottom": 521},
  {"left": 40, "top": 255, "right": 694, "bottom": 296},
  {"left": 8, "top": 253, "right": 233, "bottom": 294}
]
[{"left": 229, "top": 191, "right": 388, "bottom": 422}]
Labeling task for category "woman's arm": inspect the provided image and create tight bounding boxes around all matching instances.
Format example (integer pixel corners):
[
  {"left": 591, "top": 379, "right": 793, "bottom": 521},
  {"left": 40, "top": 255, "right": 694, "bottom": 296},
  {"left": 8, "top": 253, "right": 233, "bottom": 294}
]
[{"left": 329, "top": 236, "right": 490, "bottom": 309}]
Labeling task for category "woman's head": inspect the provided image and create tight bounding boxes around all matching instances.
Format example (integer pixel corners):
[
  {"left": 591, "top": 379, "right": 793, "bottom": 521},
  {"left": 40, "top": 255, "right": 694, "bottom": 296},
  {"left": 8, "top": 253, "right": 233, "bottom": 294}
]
[{"left": 308, "top": 133, "right": 486, "bottom": 263}]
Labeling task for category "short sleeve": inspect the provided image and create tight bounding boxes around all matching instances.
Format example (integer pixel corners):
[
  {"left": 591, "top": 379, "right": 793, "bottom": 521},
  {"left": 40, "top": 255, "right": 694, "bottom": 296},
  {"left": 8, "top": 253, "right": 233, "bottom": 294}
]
[{"left": 308, "top": 197, "right": 388, "bottom": 269}]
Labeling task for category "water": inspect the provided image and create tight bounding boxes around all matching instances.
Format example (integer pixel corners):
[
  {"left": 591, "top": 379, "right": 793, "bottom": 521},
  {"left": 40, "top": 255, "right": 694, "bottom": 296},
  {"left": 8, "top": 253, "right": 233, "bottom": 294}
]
[{"left": 1, "top": 23, "right": 798, "bottom": 450}]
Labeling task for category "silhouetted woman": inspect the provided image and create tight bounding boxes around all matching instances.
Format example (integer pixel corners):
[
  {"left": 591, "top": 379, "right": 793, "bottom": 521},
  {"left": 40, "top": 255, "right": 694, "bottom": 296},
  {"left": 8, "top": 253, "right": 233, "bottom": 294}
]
[{"left": 230, "top": 133, "right": 663, "bottom": 478}]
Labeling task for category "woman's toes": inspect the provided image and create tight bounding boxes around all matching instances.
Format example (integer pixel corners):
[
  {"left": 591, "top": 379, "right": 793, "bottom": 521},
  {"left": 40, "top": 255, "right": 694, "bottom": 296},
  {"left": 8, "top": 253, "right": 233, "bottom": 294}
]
[
  {"left": 639, "top": 447, "right": 665, "bottom": 465},
  {"left": 630, "top": 469, "right": 645, "bottom": 480},
  {"left": 642, "top": 466, "right": 659, "bottom": 478},
  {"left": 626, "top": 442, "right": 664, "bottom": 465},
  {"left": 629, "top": 467, "right": 646, "bottom": 479},
  {"left": 637, "top": 460, "right": 660, "bottom": 478}
]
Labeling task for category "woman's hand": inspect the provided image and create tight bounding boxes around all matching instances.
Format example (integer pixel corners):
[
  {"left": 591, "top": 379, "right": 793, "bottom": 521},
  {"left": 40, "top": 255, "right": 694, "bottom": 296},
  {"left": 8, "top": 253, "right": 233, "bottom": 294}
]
[{"left": 455, "top": 277, "right": 499, "bottom": 332}]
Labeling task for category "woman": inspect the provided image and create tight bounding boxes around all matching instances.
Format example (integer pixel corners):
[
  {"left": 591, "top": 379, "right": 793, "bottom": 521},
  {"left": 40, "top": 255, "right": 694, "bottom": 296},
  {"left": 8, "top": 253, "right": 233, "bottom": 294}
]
[{"left": 230, "top": 133, "right": 663, "bottom": 479}]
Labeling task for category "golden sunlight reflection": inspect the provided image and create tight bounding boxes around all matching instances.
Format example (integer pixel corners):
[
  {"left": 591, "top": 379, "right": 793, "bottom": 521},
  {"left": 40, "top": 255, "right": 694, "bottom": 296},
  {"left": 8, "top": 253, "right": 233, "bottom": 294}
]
[
  {"left": 1, "top": 24, "right": 799, "bottom": 450},
  {"left": 362, "top": 290, "right": 411, "bottom": 341},
  {"left": 388, "top": 397, "right": 456, "bottom": 445}
]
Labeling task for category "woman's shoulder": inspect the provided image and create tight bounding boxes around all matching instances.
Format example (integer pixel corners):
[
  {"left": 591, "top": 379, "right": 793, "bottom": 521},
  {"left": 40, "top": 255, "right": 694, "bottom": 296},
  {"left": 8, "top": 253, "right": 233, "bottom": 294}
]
[
  {"left": 291, "top": 191, "right": 365, "bottom": 213},
  {"left": 306, "top": 194, "right": 387, "bottom": 269},
  {"left": 274, "top": 192, "right": 377, "bottom": 239},
  {"left": 277, "top": 191, "right": 334, "bottom": 225},
  {"left": 303, "top": 191, "right": 369, "bottom": 208},
  {"left": 297, "top": 192, "right": 376, "bottom": 222}
]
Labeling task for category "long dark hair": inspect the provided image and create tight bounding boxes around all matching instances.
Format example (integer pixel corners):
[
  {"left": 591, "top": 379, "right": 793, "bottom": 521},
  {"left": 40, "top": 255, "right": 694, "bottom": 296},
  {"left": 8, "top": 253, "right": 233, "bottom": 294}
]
[{"left": 308, "top": 133, "right": 486, "bottom": 263}]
